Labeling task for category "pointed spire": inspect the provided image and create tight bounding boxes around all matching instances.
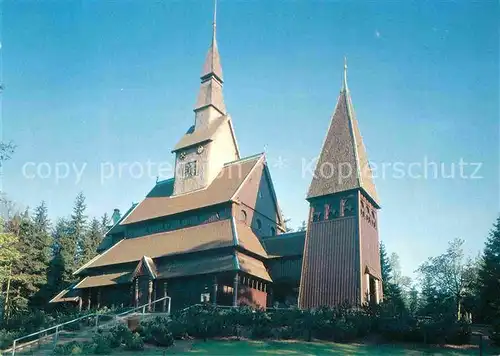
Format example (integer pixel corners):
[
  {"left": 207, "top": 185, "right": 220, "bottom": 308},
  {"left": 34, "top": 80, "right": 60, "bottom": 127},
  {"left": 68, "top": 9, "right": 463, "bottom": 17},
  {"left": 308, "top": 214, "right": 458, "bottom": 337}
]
[
  {"left": 194, "top": 0, "right": 226, "bottom": 116},
  {"left": 341, "top": 56, "right": 348, "bottom": 92},
  {"left": 307, "top": 60, "right": 379, "bottom": 207},
  {"left": 201, "top": 0, "right": 223, "bottom": 82}
]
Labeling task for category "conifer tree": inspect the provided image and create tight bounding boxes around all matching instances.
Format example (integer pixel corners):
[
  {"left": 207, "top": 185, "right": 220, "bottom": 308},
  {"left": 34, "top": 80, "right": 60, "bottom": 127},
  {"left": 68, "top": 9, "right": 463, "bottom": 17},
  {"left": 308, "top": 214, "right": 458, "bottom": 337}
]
[
  {"left": 48, "top": 218, "right": 75, "bottom": 290},
  {"left": 379, "top": 242, "right": 406, "bottom": 313},
  {"left": 100, "top": 212, "right": 110, "bottom": 235},
  {"left": 29, "top": 201, "right": 53, "bottom": 306},
  {"left": 70, "top": 192, "right": 87, "bottom": 265},
  {"left": 380, "top": 242, "right": 392, "bottom": 286},
  {"left": 478, "top": 216, "right": 500, "bottom": 323},
  {"left": 80, "top": 218, "right": 103, "bottom": 263}
]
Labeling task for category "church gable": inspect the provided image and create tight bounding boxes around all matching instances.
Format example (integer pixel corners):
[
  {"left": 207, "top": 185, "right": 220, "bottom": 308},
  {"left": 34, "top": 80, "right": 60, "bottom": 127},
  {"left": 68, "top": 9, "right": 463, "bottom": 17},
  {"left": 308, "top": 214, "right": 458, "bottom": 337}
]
[
  {"left": 132, "top": 256, "right": 158, "bottom": 280},
  {"left": 232, "top": 157, "right": 284, "bottom": 234},
  {"left": 121, "top": 155, "right": 261, "bottom": 225}
]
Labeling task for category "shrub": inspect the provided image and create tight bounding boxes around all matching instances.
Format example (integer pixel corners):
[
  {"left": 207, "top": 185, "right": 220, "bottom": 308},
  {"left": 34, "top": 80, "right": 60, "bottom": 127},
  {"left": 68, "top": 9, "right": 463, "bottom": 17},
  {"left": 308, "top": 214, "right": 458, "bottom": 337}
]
[
  {"left": 109, "top": 323, "right": 133, "bottom": 348},
  {"left": 377, "top": 316, "right": 420, "bottom": 342},
  {"left": 124, "top": 332, "right": 144, "bottom": 351},
  {"left": 53, "top": 341, "right": 84, "bottom": 355},
  {"left": 92, "top": 332, "right": 112, "bottom": 355},
  {"left": 139, "top": 317, "right": 174, "bottom": 347},
  {"left": 167, "top": 319, "right": 188, "bottom": 340},
  {"left": 491, "top": 321, "right": 500, "bottom": 346},
  {"left": 445, "top": 320, "right": 471, "bottom": 345},
  {"left": 330, "top": 318, "right": 358, "bottom": 342},
  {"left": 0, "top": 329, "right": 18, "bottom": 350},
  {"left": 251, "top": 309, "right": 273, "bottom": 339}
]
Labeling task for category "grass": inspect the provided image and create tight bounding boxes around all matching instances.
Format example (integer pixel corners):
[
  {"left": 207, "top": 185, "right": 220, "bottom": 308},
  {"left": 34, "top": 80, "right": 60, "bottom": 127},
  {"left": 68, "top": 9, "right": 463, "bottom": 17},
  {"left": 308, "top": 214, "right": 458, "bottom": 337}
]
[
  {"left": 173, "top": 340, "right": 483, "bottom": 355},
  {"left": 12, "top": 339, "right": 492, "bottom": 355}
]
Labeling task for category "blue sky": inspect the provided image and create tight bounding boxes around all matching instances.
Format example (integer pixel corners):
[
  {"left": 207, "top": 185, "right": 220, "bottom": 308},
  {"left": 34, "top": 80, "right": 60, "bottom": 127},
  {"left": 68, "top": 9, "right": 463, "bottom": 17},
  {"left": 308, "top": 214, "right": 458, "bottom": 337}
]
[{"left": 2, "top": 1, "right": 498, "bottom": 277}]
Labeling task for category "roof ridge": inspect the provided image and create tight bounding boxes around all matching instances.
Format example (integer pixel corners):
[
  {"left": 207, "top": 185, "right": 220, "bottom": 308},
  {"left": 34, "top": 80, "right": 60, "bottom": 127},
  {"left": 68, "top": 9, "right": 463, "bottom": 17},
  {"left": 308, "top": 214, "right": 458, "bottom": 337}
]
[
  {"left": 224, "top": 152, "right": 263, "bottom": 166},
  {"left": 156, "top": 177, "right": 174, "bottom": 185},
  {"left": 263, "top": 231, "right": 306, "bottom": 239}
]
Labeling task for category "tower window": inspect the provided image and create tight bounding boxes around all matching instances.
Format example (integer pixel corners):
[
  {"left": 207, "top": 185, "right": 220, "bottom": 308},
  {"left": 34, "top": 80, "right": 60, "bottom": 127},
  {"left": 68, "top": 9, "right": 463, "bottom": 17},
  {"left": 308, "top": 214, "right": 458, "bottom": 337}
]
[
  {"left": 270, "top": 227, "right": 276, "bottom": 236},
  {"left": 256, "top": 218, "right": 262, "bottom": 230},
  {"left": 184, "top": 161, "right": 197, "bottom": 178}
]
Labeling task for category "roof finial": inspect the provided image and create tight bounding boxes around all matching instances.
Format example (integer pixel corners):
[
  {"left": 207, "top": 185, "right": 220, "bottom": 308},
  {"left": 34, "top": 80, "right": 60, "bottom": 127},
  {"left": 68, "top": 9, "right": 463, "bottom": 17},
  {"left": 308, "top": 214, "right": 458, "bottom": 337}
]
[
  {"left": 342, "top": 56, "right": 349, "bottom": 92},
  {"left": 212, "top": 0, "right": 217, "bottom": 43}
]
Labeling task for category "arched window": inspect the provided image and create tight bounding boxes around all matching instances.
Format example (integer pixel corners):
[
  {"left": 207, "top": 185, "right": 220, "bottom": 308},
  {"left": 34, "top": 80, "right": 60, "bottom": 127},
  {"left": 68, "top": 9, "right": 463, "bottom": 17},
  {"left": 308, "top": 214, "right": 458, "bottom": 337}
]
[
  {"left": 256, "top": 218, "right": 262, "bottom": 230},
  {"left": 270, "top": 227, "right": 276, "bottom": 236}
]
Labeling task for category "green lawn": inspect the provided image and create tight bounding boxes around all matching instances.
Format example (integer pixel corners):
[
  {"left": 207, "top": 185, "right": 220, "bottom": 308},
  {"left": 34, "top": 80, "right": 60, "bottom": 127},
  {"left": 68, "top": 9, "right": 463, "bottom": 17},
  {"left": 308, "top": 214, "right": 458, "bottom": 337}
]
[
  {"left": 122, "top": 340, "right": 484, "bottom": 356},
  {"left": 12, "top": 339, "right": 490, "bottom": 355}
]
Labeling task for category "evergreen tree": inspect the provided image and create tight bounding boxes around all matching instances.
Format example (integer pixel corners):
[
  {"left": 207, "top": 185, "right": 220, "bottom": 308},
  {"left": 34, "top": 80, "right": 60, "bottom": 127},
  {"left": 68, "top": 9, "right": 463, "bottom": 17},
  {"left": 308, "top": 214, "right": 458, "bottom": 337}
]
[
  {"left": 47, "top": 218, "right": 75, "bottom": 291},
  {"left": 297, "top": 220, "right": 307, "bottom": 232},
  {"left": 478, "top": 216, "right": 500, "bottom": 323},
  {"left": 80, "top": 218, "right": 103, "bottom": 263},
  {"left": 380, "top": 242, "right": 392, "bottom": 286},
  {"left": 70, "top": 192, "right": 87, "bottom": 265},
  {"left": 29, "top": 201, "right": 53, "bottom": 306},
  {"left": 100, "top": 212, "right": 110, "bottom": 235},
  {"left": 379, "top": 243, "right": 406, "bottom": 313}
]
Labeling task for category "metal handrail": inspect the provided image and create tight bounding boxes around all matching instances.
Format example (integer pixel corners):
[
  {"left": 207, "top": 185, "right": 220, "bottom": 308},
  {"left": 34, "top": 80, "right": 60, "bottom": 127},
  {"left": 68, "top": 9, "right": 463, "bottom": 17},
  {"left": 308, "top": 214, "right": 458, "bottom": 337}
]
[
  {"left": 8, "top": 296, "right": 171, "bottom": 355},
  {"left": 114, "top": 296, "right": 171, "bottom": 320}
]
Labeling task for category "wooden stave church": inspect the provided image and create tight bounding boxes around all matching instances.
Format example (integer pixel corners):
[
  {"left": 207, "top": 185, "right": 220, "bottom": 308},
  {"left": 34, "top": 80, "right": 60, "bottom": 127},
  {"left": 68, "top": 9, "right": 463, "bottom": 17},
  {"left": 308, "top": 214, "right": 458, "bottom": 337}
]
[{"left": 50, "top": 8, "right": 382, "bottom": 312}]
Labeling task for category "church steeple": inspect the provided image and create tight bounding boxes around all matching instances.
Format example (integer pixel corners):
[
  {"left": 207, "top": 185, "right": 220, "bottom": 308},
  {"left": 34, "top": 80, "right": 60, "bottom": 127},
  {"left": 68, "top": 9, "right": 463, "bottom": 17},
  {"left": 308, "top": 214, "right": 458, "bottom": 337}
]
[
  {"left": 306, "top": 60, "right": 379, "bottom": 207},
  {"left": 194, "top": 0, "right": 226, "bottom": 126},
  {"left": 172, "top": 0, "right": 239, "bottom": 196}
]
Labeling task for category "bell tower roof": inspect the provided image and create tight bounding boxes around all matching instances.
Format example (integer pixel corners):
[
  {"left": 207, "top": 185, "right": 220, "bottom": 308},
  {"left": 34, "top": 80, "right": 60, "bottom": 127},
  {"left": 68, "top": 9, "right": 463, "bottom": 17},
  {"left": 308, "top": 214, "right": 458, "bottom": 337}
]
[{"left": 307, "top": 60, "right": 380, "bottom": 207}]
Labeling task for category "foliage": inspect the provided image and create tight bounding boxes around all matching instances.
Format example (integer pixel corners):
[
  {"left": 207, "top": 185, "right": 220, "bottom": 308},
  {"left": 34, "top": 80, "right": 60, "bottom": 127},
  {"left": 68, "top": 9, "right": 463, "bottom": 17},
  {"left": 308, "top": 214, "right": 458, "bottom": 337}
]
[
  {"left": 0, "top": 329, "right": 20, "bottom": 349},
  {"left": 478, "top": 216, "right": 500, "bottom": 323},
  {"left": 80, "top": 218, "right": 102, "bottom": 266},
  {"left": 419, "top": 317, "right": 471, "bottom": 345},
  {"left": 0, "top": 224, "right": 20, "bottom": 321},
  {"left": 108, "top": 323, "right": 133, "bottom": 348},
  {"left": 138, "top": 316, "right": 174, "bottom": 346},
  {"left": 417, "top": 238, "right": 477, "bottom": 320},
  {"left": 124, "top": 332, "right": 144, "bottom": 351},
  {"left": 250, "top": 308, "right": 273, "bottom": 339},
  {"left": 48, "top": 218, "right": 76, "bottom": 293},
  {"left": 70, "top": 192, "right": 87, "bottom": 267},
  {"left": 491, "top": 321, "right": 500, "bottom": 346},
  {"left": 92, "top": 331, "right": 113, "bottom": 354},
  {"left": 379, "top": 243, "right": 408, "bottom": 315},
  {"left": 0, "top": 141, "right": 16, "bottom": 164},
  {"left": 53, "top": 340, "right": 93, "bottom": 355}
]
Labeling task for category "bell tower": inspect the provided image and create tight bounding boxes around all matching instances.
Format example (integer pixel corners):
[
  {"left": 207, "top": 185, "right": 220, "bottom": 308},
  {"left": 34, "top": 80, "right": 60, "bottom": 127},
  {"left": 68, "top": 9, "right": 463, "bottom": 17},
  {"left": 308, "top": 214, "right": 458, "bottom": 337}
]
[
  {"left": 298, "top": 60, "right": 382, "bottom": 308},
  {"left": 172, "top": 0, "right": 239, "bottom": 196}
]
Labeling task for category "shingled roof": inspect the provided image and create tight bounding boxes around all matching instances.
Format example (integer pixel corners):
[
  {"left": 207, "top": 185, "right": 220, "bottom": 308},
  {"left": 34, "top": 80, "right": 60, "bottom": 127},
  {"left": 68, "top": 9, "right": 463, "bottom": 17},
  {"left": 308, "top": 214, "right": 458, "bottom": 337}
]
[
  {"left": 74, "top": 271, "right": 132, "bottom": 289},
  {"left": 307, "top": 69, "right": 379, "bottom": 207},
  {"left": 49, "top": 283, "right": 80, "bottom": 303},
  {"left": 97, "top": 203, "right": 138, "bottom": 253},
  {"left": 83, "top": 219, "right": 234, "bottom": 269},
  {"left": 173, "top": 115, "right": 228, "bottom": 152},
  {"left": 122, "top": 154, "right": 263, "bottom": 225},
  {"left": 79, "top": 216, "right": 268, "bottom": 272},
  {"left": 262, "top": 231, "right": 306, "bottom": 258},
  {"left": 195, "top": 8, "right": 225, "bottom": 114}
]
